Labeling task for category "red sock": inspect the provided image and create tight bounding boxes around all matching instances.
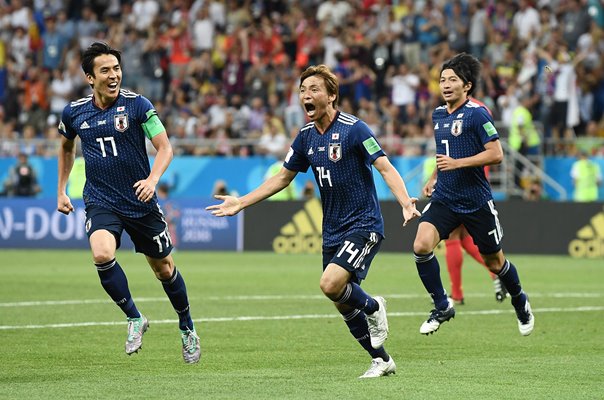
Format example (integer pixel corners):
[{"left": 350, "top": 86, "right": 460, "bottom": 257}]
[
  {"left": 461, "top": 235, "right": 496, "bottom": 279},
  {"left": 445, "top": 240, "right": 463, "bottom": 300}
]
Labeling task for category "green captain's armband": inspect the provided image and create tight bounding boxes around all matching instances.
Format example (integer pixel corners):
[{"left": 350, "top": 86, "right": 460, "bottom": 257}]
[{"left": 142, "top": 110, "right": 166, "bottom": 139}]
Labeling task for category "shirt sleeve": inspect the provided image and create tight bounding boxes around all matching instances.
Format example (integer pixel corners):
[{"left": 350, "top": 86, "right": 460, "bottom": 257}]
[
  {"left": 473, "top": 107, "right": 499, "bottom": 145},
  {"left": 283, "top": 131, "right": 310, "bottom": 173},
  {"left": 58, "top": 104, "right": 76, "bottom": 140},
  {"left": 353, "top": 120, "right": 385, "bottom": 164}
]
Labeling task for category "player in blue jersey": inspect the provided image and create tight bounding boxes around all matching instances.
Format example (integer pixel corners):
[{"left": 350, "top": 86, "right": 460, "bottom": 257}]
[
  {"left": 413, "top": 53, "right": 534, "bottom": 336},
  {"left": 207, "top": 64, "right": 421, "bottom": 378},
  {"left": 56, "top": 42, "right": 200, "bottom": 363}
]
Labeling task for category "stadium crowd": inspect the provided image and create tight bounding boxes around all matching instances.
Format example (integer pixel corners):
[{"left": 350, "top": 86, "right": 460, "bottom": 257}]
[{"left": 1, "top": 0, "right": 604, "bottom": 159}]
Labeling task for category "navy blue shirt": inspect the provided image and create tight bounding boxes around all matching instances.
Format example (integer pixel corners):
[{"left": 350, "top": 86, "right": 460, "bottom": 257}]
[
  {"left": 431, "top": 99, "right": 498, "bottom": 213},
  {"left": 59, "top": 90, "right": 160, "bottom": 218},
  {"left": 284, "top": 111, "right": 385, "bottom": 247}
]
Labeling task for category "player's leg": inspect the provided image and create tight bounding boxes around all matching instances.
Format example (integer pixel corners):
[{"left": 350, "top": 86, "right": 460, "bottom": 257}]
[
  {"left": 321, "top": 233, "right": 395, "bottom": 378},
  {"left": 335, "top": 303, "right": 396, "bottom": 379},
  {"left": 127, "top": 209, "right": 200, "bottom": 363},
  {"left": 445, "top": 227, "right": 464, "bottom": 304},
  {"left": 460, "top": 228, "right": 493, "bottom": 275},
  {"left": 463, "top": 201, "right": 534, "bottom": 335},
  {"left": 413, "top": 202, "right": 459, "bottom": 334},
  {"left": 459, "top": 227, "right": 506, "bottom": 302},
  {"left": 320, "top": 232, "right": 388, "bottom": 348},
  {"left": 85, "top": 206, "right": 146, "bottom": 354}
]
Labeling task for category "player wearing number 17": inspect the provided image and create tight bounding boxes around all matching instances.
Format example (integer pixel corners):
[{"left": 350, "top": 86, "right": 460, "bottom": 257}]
[
  {"left": 413, "top": 53, "right": 534, "bottom": 336},
  {"left": 56, "top": 42, "right": 200, "bottom": 363},
  {"left": 207, "top": 64, "right": 421, "bottom": 378}
]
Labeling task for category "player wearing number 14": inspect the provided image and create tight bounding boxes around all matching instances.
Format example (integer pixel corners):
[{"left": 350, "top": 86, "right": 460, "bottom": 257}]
[
  {"left": 57, "top": 42, "right": 200, "bottom": 363},
  {"left": 207, "top": 64, "right": 421, "bottom": 378}
]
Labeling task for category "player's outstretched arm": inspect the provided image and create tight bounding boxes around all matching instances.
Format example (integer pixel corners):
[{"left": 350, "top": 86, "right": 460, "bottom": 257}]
[
  {"left": 57, "top": 136, "right": 75, "bottom": 215},
  {"left": 373, "top": 156, "right": 421, "bottom": 226},
  {"left": 206, "top": 167, "right": 298, "bottom": 217}
]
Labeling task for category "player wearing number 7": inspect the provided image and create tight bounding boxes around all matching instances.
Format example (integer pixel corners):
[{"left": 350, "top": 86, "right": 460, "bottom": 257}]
[
  {"left": 413, "top": 53, "right": 534, "bottom": 336},
  {"left": 57, "top": 42, "right": 201, "bottom": 363},
  {"left": 207, "top": 64, "right": 421, "bottom": 378}
]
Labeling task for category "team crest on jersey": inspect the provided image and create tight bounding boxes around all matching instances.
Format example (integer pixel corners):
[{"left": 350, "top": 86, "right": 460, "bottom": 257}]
[
  {"left": 114, "top": 114, "right": 128, "bottom": 132},
  {"left": 329, "top": 143, "right": 341, "bottom": 162},
  {"left": 451, "top": 120, "right": 463, "bottom": 136}
]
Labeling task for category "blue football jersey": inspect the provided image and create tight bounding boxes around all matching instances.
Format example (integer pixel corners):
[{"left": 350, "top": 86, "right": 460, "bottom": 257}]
[
  {"left": 431, "top": 99, "right": 498, "bottom": 213},
  {"left": 284, "top": 111, "right": 385, "bottom": 247},
  {"left": 59, "top": 89, "right": 162, "bottom": 217}
]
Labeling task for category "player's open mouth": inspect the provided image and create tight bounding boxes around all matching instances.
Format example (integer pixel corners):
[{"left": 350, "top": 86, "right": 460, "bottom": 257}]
[
  {"left": 304, "top": 103, "right": 316, "bottom": 116},
  {"left": 108, "top": 82, "right": 119, "bottom": 91}
]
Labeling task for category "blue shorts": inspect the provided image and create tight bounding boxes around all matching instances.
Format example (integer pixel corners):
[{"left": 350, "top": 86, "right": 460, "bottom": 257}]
[
  {"left": 419, "top": 200, "right": 503, "bottom": 255},
  {"left": 84, "top": 205, "right": 173, "bottom": 259},
  {"left": 322, "top": 231, "right": 383, "bottom": 284}
]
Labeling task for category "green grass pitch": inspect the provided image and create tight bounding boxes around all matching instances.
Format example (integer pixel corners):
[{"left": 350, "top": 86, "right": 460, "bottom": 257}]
[{"left": 1, "top": 250, "right": 603, "bottom": 399}]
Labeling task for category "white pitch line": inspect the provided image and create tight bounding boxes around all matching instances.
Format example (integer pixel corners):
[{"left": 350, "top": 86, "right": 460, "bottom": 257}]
[
  {"left": 1, "top": 306, "right": 603, "bottom": 330},
  {"left": 0, "top": 292, "right": 601, "bottom": 308}
]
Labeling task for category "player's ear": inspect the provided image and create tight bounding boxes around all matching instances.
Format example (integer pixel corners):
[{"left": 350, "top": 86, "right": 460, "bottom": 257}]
[{"left": 86, "top": 74, "right": 94, "bottom": 86}]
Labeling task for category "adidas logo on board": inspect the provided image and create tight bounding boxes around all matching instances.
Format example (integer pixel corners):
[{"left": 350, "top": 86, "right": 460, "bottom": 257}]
[
  {"left": 272, "top": 198, "right": 323, "bottom": 254},
  {"left": 568, "top": 207, "right": 604, "bottom": 258}
]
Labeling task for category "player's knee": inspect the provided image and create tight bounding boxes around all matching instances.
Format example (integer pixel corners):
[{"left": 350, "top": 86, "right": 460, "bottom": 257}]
[
  {"left": 413, "top": 238, "right": 433, "bottom": 255},
  {"left": 151, "top": 258, "right": 174, "bottom": 280},
  {"left": 91, "top": 249, "right": 115, "bottom": 264},
  {"left": 319, "top": 276, "right": 343, "bottom": 299}
]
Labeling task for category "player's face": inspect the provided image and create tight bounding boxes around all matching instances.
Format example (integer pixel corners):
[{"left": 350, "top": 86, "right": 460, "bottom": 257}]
[
  {"left": 299, "top": 75, "right": 336, "bottom": 122},
  {"left": 439, "top": 68, "right": 470, "bottom": 108},
  {"left": 88, "top": 54, "right": 122, "bottom": 104}
]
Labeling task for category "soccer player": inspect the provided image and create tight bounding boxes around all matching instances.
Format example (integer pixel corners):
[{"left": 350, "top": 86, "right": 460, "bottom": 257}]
[
  {"left": 207, "top": 64, "right": 421, "bottom": 378},
  {"left": 56, "top": 42, "right": 201, "bottom": 363},
  {"left": 413, "top": 53, "right": 534, "bottom": 336},
  {"left": 423, "top": 158, "right": 507, "bottom": 305}
]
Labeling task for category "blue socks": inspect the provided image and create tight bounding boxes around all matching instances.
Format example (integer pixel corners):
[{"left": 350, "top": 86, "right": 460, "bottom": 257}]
[
  {"left": 96, "top": 259, "right": 140, "bottom": 318},
  {"left": 341, "top": 309, "right": 389, "bottom": 361},
  {"left": 161, "top": 267, "right": 194, "bottom": 331},
  {"left": 498, "top": 260, "right": 527, "bottom": 307},
  {"left": 415, "top": 252, "right": 449, "bottom": 310},
  {"left": 336, "top": 283, "right": 379, "bottom": 314}
]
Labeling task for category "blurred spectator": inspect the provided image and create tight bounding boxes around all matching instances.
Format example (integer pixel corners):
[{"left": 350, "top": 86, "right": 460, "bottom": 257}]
[
  {"left": 21, "top": 65, "right": 49, "bottom": 134},
  {"left": 1, "top": 152, "right": 40, "bottom": 197},
  {"left": 67, "top": 156, "right": 85, "bottom": 200},
  {"left": 560, "top": 0, "right": 591, "bottom": 51},
  {"left": 509, "top": 93, "right": 541, "bottom": 158},
  {"left": 571, "top": 151, "right": 602, "bottom": 202},
  {"left": 316, "top": 0, "right": 352, "bottom": 31},
  {"left": 39, "top": 12, "right": 68, "bottom": 71},
  {"left": 511, "top": 0, "right": 540, "bottom": 45},
  {"left": 257, "top": 112, "right": 288, "bottom": 157},
  {"left": 468, "top": 1, "right": 488, "bottom": 59},
  {"left": 264, "top": 159, "right": 298, "bottom": 201},
  {"left": 132, "top": 0, "right": 159, "bottom": 32},
  {"left": 445, "top": 1, "right": 468, "bottom": 54},
  {"left": 302, "top": 180, "right": 316, "bottom": 200},
  {"left": 48, "top": 68, "right": 73, "bottom": 119},
  {"left": 212, "top": 179, "right": 237, "bottom": 197},
  {"left": 523, "top": 178, "right": 545, "bottom": 201}
]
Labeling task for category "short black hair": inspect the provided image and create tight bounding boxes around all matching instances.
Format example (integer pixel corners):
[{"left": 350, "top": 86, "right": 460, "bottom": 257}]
[
  {"left": 441, "top": 53, "right": 481, "bottom": 96},
  {"left": 81, "top": 42, "right": 121, "bottom": 77}
]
